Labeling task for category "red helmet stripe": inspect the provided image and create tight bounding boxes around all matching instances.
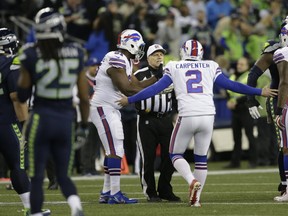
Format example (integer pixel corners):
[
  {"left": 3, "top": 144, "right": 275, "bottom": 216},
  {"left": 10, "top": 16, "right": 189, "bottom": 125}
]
[{"left": 192, "top": 40, "right": 198, "bottom": 57}]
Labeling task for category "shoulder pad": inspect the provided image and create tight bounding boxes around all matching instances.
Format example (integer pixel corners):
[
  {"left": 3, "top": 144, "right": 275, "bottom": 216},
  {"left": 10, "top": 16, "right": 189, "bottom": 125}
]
[{"left": 262, "top": 40, "right": 280, "bottom": 54}]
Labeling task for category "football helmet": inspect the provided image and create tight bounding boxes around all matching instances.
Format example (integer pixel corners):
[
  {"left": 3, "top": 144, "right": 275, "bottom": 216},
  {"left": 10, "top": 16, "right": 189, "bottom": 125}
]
[
  {"left": 279, "top": 23, "right": 288, "bottom": 48},
  {"left": 0, "top": 28, "right": 19, "bottom": 56},
  {"left": 180, "top": 39, "right": 204, "bottom": 61},
  {"left": 117, "top": 29, "right": 145, "bottom": 63},
  {"left": 34, "top": 7, "right": 66, "bottom": 42}
]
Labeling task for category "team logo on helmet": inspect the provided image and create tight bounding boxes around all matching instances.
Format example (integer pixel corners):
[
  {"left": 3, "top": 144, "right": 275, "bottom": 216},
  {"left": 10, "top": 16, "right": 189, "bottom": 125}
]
[{"left": 123, "top": 33, "right": 141, "bottom": 42}]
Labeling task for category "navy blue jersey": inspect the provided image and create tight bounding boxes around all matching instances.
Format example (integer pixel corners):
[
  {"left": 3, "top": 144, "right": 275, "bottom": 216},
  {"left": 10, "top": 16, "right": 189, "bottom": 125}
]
[
  {"left": 19, "top": 43, "right": 84, "bottom": 117},
  {"left": 0, "top": 55, "right": 20, "bottom": 124}
]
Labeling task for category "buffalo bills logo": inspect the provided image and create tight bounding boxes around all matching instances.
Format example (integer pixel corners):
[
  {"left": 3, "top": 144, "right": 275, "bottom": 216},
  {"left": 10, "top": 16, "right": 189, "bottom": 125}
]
[
  {"left": 281, "top": 27, "right": 288, "bottom": 36},
  {"left": 123, "top": 33, "right": 141, "bottom": 42}
]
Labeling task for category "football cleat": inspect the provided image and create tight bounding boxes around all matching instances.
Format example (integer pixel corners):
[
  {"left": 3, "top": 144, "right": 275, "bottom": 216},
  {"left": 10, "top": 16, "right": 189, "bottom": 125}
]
[
  {"left": 23, "top": 208, "right": 51, "bottom": 216},
  {"left": 191, "top": 200, "right": 202, "bottom": 207},
  {"left": 278, "top": 183, "right": 287, "bottom": 195},
  {"left": 108, "top": 191, "right": 138, "bottom": 204},
  {"left": 189, "top": 179, "right": 201, "bottom": 207},
  {"left": 99, "top": 191, "right": 110, "bottom": 204},
  {"left": 274, "top": 192, "right": 288, "bottom": 202},
  {"left": 72, "top": 208, "right": 85, "bottom": 216}
]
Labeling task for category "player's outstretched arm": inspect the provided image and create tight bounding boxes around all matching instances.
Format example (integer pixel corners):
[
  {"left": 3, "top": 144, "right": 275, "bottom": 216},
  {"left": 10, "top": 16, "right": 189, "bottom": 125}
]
[
  {"left": 215, "top": 73, "right": 277, "bottom": 97},
  {"left": 116, "top": 75, "right": 172, "bottom": 107}
]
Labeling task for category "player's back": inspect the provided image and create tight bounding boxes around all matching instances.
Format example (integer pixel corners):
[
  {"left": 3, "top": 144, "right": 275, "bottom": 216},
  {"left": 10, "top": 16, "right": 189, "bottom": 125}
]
[
  {"left": 0, "top": 55, "right": 19, "bottom": 123},
  {"left": 19, "top": 43, "right": 84, "bottom": 115},
  {"left": 90, "top": 51, "right": 133, "bottom": 110},
  {"left": 165, "top": 59, "right": 221, "bottom": 116}
]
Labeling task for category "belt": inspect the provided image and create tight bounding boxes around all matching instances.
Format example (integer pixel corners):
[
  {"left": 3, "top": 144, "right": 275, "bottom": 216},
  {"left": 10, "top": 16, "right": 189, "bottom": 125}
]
[{"left": 138, "top": 111, "right": 171, "bottom": 118}]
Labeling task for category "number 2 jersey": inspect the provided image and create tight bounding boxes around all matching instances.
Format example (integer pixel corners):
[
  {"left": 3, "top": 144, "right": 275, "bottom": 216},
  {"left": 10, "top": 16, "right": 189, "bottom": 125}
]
[
  {"left": 19, "top": 43, "right": 84, "bottom": 115},
  {"left": 90, "top": 51, "right": 134, "bottom": 110},
  {"left": 165, "top": 60, "right": 221, "bottom": 116}
]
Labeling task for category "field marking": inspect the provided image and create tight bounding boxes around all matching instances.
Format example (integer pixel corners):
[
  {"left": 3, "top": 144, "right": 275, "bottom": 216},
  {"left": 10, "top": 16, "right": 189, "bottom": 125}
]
[
  {"left": 0, "top": 168, "right": 278, "bottom": 184},
  {"left": 0, "top": 200, "right": 286, "bottom": 207}
]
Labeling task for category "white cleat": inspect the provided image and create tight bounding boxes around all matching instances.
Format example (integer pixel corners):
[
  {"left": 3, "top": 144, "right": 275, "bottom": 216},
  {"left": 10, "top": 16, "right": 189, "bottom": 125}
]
[
  {"left": 192, "top": 200, "right": 202, "bottom": 207},
  {"left": 274, "top": 192, "right": 288, "bottom": 202},
  {"left": 189, "top": 179, "right": 201, "bottom": 207}
]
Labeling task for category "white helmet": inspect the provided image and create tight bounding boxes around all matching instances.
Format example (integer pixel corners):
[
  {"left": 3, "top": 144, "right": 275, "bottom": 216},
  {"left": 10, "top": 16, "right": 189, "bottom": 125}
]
[
  {"left": 280, "top": 23, "right": 288, "bottom": 48},
  {"left": 117, "top": 29, "right": 145, "bottom": 63},
  {"left": 180, "top": 39, "right": 204, "bottom": 61}
]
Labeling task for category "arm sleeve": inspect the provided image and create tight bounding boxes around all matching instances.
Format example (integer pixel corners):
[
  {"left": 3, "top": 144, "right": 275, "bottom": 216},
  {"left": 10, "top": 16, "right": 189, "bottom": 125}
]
[
  {"left": 215, "top": 73, "right": 262, "bottom": 96},
  {"left": 247, "top": 65, "right": 263, "bottom": 87},
  {"left": 128, "top": 75, "right": 173, "bottom": 104}
]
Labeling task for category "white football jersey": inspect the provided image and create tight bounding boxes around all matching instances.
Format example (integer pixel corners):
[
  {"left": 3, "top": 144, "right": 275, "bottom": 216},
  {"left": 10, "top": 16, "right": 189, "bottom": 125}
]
[
  {"left": 90, "top": 51, "right": 133, "bottom": 110},
  {"left": 164, "top": 60, "right": 222, "bottom": 116},
  {"left": 273, "top": 46, "right": 288, "bottom": 64}
]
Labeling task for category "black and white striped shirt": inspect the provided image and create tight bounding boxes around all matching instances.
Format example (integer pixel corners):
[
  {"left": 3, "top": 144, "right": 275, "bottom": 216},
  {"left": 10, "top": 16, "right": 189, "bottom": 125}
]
[{"left": 134, "top": 67, "right": 175, "bottom": 114}]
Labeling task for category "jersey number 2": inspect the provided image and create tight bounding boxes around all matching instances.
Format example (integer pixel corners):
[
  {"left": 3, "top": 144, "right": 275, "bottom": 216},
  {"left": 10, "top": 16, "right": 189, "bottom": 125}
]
[{"left": 186, "top": 70, "right": 203, "bottom": 93}]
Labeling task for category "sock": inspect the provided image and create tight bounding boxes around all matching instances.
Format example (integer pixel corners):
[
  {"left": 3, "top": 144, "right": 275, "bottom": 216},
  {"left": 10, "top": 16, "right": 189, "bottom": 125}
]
[
  {"left": 102, "top": 156, "right": 110, "bottom": 193},
  {"left": 19, "top": 192, "right": 30, "bottom": 208},
  {"left": 193, "top": 154, "right": 208, "bottom": 200},
  {"left": 278, "top": 150, "right": 286, "bottom": 182},
  {"left": 108, "top": 157, "right": 121, "bottom": 195},
  {"left": 172, "top": 156, "right": 194, "bottom": 185},
  {"left": 31, "top": 213, "right": 42, "bottom": 216},
  {"left": 283, "top": 154, "right": 288, "bottom": 192},
  {"left": 67, "top": 195, "right": 82, "bottom": 215}
]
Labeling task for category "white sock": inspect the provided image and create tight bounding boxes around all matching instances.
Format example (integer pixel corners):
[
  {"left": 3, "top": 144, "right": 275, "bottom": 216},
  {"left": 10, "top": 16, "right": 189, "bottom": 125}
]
[
  {"left": 194, "top": 168, "right": 207, "bottom": 200},
  {"left": 173, "top": 158, "right": 194, "bottom": 185},
  {"left": 19, "top": 192, "right": 30, "bottom": 208},
  {"left": 110, "top": 175, "right": 120, "bottom": 195},
  {"left": 67, "top": 195, "right": 82, "bottom": 215},
  {"left": 102, "top": 173, "right": 110, "bottom": 193},
  {"left": 31, "top": 214, "right": 42, "bottom": 216}
]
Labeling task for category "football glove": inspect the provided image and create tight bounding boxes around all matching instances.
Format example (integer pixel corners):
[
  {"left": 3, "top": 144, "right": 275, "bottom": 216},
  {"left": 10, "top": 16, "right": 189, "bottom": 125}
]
[{"left": 246, "top": 99, "right": 262, "bottom": 119}]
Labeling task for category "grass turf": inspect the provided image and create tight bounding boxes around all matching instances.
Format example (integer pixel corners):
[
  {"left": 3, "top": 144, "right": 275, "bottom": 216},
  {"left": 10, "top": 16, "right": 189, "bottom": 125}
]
[{"left": 0, "top": 161, "right": 287, "bottom": 216}]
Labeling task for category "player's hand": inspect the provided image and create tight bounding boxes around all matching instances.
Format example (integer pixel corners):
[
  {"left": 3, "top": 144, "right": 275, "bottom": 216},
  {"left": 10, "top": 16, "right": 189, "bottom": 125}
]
[
  {"left": 116, "top": 95, "right": 129, "bottom": 107},
  {"left": 261, "top": 87, "right": 278, "bottom": 97},
  {"left": 275, "top": 115, "right": 285, "bottom": 130},
  {"left": 248, "top": 106, "right": 262, "bottom": 119},
  {"left": 75, "top": 124, "right": 89, "bottom": 150}
]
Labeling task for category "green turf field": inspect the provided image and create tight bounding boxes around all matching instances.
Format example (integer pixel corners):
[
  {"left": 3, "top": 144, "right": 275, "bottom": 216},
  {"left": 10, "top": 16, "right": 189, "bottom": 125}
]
[{"left": 1, "top": 161, "right": 287, "bottom": 216}]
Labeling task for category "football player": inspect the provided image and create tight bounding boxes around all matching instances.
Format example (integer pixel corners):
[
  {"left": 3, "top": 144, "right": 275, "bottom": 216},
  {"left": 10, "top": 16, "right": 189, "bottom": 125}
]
[
  {"left": 17, "top": 8, "right": 89, "bottom": 216},
  {"left": 90, "top": 29, "right": 162, "bottom": 204}
]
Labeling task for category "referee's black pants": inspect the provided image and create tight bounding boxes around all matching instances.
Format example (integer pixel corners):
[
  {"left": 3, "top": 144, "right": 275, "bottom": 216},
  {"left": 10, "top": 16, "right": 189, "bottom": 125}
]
[{"left": 137, "top": 114, "right": 175, "bottom": 198}]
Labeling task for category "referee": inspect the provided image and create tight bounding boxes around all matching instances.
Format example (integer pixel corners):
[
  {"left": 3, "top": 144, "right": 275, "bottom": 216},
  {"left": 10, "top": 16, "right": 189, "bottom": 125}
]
[{"left": 134, "top": 44, "right": 180, "bottom": 202}]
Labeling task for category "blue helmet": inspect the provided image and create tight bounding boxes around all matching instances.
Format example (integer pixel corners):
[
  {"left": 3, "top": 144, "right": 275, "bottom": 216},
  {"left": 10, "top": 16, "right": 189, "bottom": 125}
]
[
  {"left": 34, "top": 7, "right": 66, "bottom": 42},
  {"left": 0, "top": 28, "right": 19, "bottom": 56}
]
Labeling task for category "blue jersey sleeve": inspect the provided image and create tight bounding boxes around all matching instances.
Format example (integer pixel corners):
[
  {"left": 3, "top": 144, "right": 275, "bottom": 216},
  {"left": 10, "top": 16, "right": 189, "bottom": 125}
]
[
  {"left": 128, "top": 75, "right": 173, "bottom": 104},
  {"left": 215, "top": 73, "right": 262, "bottom": 95}
]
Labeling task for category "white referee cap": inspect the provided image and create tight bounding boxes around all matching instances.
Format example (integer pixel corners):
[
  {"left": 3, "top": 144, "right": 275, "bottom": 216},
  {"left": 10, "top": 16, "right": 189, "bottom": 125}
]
[{"left": 147, "top": 44, "right": 166, "bottom": 57}]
